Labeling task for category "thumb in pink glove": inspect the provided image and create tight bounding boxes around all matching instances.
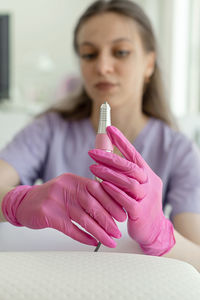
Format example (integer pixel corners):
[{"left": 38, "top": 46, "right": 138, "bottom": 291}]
[
  {"left": 2, "top": 173, "right": 126, "bottom": 248},
  {"left": 89, "top": 126, "right": 175, "bottom": 256}
]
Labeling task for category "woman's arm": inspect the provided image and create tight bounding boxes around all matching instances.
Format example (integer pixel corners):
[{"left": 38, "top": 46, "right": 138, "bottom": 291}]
[
  {"left": 0, "top": 159, "right": 20, "bottom": 222},
  {"left": 164, "top": 213, "right": 200, "bottom": 271}
]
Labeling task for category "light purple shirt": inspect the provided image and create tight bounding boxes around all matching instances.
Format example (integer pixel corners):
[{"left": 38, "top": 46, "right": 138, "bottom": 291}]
[{"left": 1, "top": 112, "right": 200, "bottom": 220}]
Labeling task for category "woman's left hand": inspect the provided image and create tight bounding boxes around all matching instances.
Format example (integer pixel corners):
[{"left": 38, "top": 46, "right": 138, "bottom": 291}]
[{"left": 89, "top": 125, "right": 175, "bottom": 256}]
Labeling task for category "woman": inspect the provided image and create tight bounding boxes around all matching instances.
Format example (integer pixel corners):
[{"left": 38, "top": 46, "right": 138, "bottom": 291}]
[{"left": 0, "top": 0, "right": 200, "bottom": 270}]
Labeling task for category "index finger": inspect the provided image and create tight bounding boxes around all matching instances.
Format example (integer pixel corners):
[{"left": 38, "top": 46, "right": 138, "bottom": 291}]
[{"left": 106, "top": 126, "right": 146, "bottom": 168}]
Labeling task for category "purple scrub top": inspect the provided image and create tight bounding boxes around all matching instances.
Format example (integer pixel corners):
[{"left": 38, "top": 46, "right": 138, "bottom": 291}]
[{"left": 1, "top": 112, "right": 200, "bottom": 220}]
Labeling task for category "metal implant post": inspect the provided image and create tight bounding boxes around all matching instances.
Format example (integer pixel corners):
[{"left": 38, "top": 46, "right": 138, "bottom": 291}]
[{"left": 97, "top": 102, "right": 111, "bottom": 134}]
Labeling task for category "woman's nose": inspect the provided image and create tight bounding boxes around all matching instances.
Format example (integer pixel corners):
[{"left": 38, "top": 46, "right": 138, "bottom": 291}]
[{"left": 95, "top": 54, "right": 114, "bottom": 75}]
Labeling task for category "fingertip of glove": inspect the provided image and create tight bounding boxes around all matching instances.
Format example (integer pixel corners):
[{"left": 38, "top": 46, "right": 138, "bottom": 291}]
[
  {"left": 117, "top": 211, "right": 127, "bottom": 222},
  {"left": 89, "top": 164, "right": 97, "bottom": 172},
  {"left": 106, "top": 125, "right": 119, "bottom": 136},
  {"left": 88, "top": 149, "right": 103, "bottom": 158},
  {"left": 101, "top": 180, "right": 115, "bottom": 191},
  {"left": 88, "top": 149, "right": 95, "bottom": 157},
  {"left": 108, "top": 239, "right": 117, "bottom": 248},
  {"left": 115, "top": 231, "right": 122, "bottom": 239},
  {"left": 106, "top": 125, "right": 116, "bottom": 132}
]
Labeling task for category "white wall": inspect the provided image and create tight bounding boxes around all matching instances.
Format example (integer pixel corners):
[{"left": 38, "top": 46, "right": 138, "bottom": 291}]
[{"left": 0, "top": 0, "right": 94, "bottom": 106}]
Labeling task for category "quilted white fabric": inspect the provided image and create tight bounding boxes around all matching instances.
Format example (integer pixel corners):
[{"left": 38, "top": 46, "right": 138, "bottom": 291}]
[{"left": 0, "top": 251, "right": 200, "bottom": 300}]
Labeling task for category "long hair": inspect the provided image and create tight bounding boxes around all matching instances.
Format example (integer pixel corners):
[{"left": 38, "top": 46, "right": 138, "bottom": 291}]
[{"left": 46, "top": 0, "right": 177, "bottom": 128}]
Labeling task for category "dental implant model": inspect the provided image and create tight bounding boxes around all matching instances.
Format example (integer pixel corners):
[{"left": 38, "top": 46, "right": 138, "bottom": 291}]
[{"left": 94, "top": 101, "right": 113, "bottom": 251}]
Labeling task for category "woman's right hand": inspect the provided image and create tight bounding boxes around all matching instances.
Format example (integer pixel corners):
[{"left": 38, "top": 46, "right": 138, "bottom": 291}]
[{"left": 2, "top": 173, "right": 126, "bottom": 247}]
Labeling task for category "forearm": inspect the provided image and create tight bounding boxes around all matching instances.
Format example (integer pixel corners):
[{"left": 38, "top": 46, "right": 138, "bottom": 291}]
[
  {"left": 164, "top": 229, "right": 200, "bottom": 272},
  {"left": 0, "top": 186, "right": 15, "bottom": 222}
]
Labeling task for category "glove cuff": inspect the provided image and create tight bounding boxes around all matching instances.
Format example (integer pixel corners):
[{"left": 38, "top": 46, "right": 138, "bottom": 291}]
[
  {"left": 2, "top": 185, "right": 33, "bottom": 226},
  {"left": 140, "top": 218, "right": 176, "bottom": 256}
]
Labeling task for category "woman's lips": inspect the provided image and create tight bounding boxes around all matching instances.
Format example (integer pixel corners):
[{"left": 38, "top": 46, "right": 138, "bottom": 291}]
[{"left": 95, "top": 82, "right": 117, "bottom": 91}]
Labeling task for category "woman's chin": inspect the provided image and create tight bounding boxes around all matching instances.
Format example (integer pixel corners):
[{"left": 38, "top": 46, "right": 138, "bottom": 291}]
[{"left": 91, "top": 96, "right": 123, "bottom": 108}]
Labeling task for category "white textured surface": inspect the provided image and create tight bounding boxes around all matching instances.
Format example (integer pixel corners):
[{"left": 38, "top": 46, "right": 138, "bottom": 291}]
[{"left": 0, "top": 252, "right": 200, "bottom": 300}]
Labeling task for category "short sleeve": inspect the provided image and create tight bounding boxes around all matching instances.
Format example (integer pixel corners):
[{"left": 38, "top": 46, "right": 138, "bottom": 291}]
[
  {"left": 0, "top": 113, "right": 55, "bottom": 185},
  {"left": 166, "top": 134, "right": 200, "bottom": 220}
]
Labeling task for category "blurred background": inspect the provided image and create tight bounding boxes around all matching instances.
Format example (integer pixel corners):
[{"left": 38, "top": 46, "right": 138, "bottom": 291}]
[{"left": 0, "top": 0, "right": 200, "bottom": 148}]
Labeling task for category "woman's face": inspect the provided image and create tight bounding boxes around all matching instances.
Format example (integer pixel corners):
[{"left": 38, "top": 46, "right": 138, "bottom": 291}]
[{"left": 76, "top": 12, "right": 155, "bottom": 109}]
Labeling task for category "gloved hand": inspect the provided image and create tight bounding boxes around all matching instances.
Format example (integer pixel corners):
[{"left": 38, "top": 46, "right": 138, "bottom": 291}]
[
  {"left": 2, "top": 173, "right": 126, "bottom": 248},
  {"left": 89, "top": 126, "right": 175, "bottom": 256}
]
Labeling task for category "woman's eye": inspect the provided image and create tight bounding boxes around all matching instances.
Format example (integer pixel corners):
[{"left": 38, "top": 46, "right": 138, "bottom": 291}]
[
  {"left": 115, "top": 50, "right": 130, "bottom": 58},
  {"left": 80, "top": 53, "right": 97, "bottom": 60}
]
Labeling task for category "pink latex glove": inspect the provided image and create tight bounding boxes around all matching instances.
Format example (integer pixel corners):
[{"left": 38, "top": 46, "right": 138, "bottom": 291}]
[
  {"left": 2, "top": 173, "right": 126, "bottom": 248},
  {"left": 89, "top": 126, "right": 175, "bottom": 256}
]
